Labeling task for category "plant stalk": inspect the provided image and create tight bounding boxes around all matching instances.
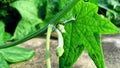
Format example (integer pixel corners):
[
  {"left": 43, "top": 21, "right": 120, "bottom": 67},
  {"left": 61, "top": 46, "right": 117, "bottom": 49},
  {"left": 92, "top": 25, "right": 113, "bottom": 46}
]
[{"left": 46, "top": 24, "right": 53, "bottom": 68}]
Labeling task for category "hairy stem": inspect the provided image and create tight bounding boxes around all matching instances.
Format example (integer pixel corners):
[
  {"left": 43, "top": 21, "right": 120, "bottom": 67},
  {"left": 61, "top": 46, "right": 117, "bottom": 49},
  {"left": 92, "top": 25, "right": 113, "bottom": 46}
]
[{"left": 46, "top": 24, "right": 53, "bottom": 68}]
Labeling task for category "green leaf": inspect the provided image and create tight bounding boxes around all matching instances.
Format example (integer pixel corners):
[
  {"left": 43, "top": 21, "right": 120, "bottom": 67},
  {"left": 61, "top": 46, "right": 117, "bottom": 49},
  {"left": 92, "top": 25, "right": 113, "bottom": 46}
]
[
  {"left": 3, "top": 32, "right": 12, "bottom": 42},
  {"left": 45, "top": 0, "right": 73, "bottom": 19},
  {"left": 107, "top": 0, "right": 117, "bottom": 6},
  {"left": 58, "top": 0, "right": 73, "bottom": 23},
  {"left": 114, "top": 6, "right": 120, "bottom": 11},
  {"left": 89, "top": 0, "right": 98, "bottom": 5},
  {"left": 0, "top": 54, "right": 9, "bottom": 68},
  {"left": 59, "top": 22, "right": 84, "bottom": 68},
  {"left": 114, "top": 3, "right": 120, "bottom": 11},
  {"left": 10, "top": 0, "right": 44, "bottom": 40},
  {"left": 0, "top": 8, "right": 8, "bottom": 17},
  {"left": 0, "top": 46, "right": 35, "bottom": 63},
  {"left": 58, "top": 0, "right": 72, "bottom": 10},
  {"left": 45, "top": 0, "right": 74, "bottom": 23},
  {"left": 0, "top": 21, "right": 5, "bottom": 44},
  {"left": 45, "top": 0, "right": 58, "bottom": 21},
  {"left": 0, "top": 21, "right": 12, "bottom": 44},
  {"left": 60, "top": 1, "right": 119, "bottom": 68}
]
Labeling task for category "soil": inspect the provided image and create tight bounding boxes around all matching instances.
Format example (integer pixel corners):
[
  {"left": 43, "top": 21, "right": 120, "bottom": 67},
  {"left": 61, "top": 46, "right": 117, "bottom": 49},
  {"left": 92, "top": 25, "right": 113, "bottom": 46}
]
[{"left": 10, "top": 33, "right": 120, "bottom": 68}]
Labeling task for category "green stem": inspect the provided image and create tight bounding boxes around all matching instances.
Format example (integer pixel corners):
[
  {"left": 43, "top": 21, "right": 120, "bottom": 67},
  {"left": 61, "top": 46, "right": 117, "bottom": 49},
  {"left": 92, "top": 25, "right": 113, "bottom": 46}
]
[
  {"left": 46, "top": 24, "right": 53, "bottom": 68},
  {"left": 0, "top": 0, "right": 80, "bottom": 48}
]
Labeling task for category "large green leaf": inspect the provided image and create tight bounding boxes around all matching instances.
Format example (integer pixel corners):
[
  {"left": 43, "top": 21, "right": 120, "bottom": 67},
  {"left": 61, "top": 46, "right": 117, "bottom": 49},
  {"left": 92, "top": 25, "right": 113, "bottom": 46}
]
[
  {"left": 0, "top": 54, "right": 9, "bottom": 68},
  {"left": 10, "top": 0, "right": 44, "bottom": 40},
  {"left": 0, "top": 46, "right": 35, "bottom": 63},
  {"left": 59, "top": 22, "right": 85, "bottom": 68},
  {"left": 60, "top": 1, "right": 119, "bottom": 68}
]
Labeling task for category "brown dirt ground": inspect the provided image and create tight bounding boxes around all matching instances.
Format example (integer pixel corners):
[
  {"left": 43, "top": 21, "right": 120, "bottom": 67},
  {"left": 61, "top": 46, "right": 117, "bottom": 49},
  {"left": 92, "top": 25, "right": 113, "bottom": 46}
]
[{"left": 10, "top": 34, "right": 120, "bottom": 68}]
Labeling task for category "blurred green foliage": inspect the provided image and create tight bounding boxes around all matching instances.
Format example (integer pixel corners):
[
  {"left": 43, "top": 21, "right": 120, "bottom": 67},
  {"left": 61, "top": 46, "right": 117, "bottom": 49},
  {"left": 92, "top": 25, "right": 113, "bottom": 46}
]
[{"left": 99, "top": 0, "right": 120, "bottom": 26}]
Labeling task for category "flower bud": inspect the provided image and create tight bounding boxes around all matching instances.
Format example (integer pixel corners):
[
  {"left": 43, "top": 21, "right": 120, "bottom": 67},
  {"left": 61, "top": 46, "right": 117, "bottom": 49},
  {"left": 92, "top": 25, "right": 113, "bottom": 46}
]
[{"left": 56, "top": 46, "right": 64, "bottom": 57}]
